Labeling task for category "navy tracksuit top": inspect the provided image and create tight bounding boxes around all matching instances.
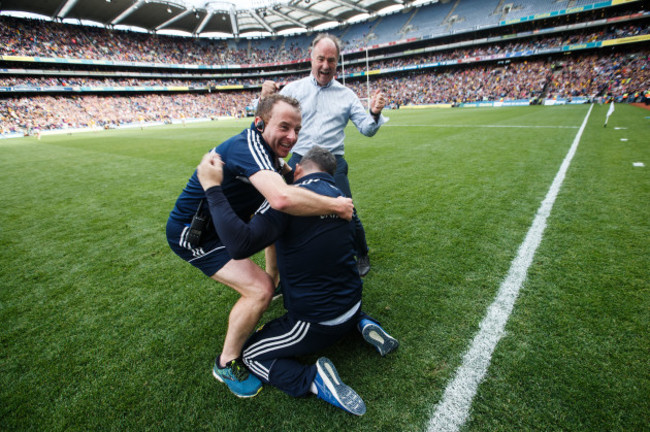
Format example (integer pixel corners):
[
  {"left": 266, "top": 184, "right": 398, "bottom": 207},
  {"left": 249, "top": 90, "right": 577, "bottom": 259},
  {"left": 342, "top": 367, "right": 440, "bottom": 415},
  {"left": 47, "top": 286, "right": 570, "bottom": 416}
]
[
  {"left": 205, "top": 171, "right": 363, "bottom": 323},
  {"left": 168, "top": 124, "right": 280, "bottom": 227}
]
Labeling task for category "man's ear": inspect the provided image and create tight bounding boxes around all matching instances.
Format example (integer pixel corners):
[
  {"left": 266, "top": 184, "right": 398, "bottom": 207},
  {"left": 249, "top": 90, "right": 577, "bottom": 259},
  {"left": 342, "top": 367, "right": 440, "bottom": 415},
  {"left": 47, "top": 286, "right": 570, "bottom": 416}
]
[
  {"left": 294, "top": 163, "right": 304, "bottom": 180},
  {"left": 254, "top": 116, "right": 265, "bottom": 132}
]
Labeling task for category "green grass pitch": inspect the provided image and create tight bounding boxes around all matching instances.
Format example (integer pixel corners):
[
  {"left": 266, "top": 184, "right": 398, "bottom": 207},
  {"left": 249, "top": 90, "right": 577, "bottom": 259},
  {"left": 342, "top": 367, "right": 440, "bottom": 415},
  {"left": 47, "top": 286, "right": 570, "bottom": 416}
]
[{"left": 1, "top": 104, "right": 648, "bottom": 431}]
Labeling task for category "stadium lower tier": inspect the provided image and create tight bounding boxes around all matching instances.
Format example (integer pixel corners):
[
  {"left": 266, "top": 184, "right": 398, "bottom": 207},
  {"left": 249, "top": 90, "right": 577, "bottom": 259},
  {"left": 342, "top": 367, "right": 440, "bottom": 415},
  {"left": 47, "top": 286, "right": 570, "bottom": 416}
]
[{"left": 1, "top": 52, "right": 648, "bottom": 135}]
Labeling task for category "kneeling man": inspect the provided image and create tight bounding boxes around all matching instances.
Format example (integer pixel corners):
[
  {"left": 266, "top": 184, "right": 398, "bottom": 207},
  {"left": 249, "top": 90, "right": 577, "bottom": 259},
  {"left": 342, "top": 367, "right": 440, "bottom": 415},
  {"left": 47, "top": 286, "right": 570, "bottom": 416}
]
[{"left": 197, "top": 146, "right": 398, "bottom": 415}]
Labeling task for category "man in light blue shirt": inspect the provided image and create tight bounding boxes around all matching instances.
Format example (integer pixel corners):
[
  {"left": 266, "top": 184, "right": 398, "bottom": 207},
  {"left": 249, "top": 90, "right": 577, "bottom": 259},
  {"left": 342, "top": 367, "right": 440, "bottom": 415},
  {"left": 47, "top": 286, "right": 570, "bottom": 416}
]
[{"left": 262, "top": 33, "right": 387, "bottom": 277}]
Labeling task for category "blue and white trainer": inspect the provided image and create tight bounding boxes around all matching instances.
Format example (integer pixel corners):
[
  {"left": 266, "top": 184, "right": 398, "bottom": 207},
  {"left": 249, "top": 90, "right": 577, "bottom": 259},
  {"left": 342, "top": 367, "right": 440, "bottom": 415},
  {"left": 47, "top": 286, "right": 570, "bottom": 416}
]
[
  {"left": 314, "top": 357, "right": 366, "bottom": 416},
  {"left": 212, "top": 356, "right": 262, "bottom": 398},
  {"left": 359, "top": 318, "right": 399, "bottom": 356}
]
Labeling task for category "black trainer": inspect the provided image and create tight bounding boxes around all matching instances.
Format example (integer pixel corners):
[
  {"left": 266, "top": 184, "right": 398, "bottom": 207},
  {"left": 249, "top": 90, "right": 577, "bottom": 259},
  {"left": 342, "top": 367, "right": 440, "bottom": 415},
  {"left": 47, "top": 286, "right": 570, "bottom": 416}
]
[{"left": 272, "top": 283, "right": 283, "bottom": 300}]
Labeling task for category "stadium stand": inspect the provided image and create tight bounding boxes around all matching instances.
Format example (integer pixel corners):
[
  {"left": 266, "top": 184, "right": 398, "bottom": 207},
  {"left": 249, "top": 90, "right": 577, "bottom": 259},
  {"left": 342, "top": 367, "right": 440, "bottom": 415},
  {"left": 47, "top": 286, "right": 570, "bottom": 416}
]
[
  {"left": 361, "top": 12, "right": 410, "bottom": 46},
  {"left": 449, "top": 0, "right": 500, "bottom": 30},
  {"left": 339, "top": 21, "right": 376, "bottom": 51},
  {"left": 401, "top": 2, "right": 456, "bottom": 39},
  {"left": 1, "top": 0, "right": 648, "bottom": 136}
]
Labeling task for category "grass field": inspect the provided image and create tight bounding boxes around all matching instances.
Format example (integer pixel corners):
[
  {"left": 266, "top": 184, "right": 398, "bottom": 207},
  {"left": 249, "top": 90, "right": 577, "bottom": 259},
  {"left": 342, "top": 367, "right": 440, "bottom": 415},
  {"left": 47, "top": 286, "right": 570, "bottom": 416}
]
[{"left": 1, "top": 104, "right": 648, "bottom": 431}]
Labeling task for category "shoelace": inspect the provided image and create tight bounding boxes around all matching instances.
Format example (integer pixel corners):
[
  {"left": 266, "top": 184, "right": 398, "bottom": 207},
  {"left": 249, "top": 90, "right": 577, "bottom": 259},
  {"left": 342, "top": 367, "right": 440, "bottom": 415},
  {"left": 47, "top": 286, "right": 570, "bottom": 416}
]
[{"left": 226, "top": 359, "right": 249, "bottom": 381}]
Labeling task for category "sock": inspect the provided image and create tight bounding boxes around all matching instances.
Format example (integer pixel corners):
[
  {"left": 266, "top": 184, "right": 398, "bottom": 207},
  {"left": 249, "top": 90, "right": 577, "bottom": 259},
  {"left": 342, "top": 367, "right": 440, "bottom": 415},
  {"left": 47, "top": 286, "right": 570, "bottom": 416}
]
[{"left": 217, "top": 355, "right": 229, "bottom": 369}]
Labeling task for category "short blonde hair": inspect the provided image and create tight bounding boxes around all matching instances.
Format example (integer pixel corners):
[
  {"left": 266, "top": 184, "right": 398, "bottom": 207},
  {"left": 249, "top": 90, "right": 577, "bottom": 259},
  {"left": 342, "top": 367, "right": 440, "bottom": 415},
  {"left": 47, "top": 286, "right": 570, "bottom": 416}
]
[{"left": 255, "top": 94, "right": 301, "bottom": 123}]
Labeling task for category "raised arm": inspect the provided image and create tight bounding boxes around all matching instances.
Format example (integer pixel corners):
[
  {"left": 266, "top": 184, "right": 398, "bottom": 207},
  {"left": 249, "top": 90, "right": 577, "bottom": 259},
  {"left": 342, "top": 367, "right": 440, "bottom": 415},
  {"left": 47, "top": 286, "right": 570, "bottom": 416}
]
[
  {"left": 261, "top": 80, "right": 280, "bottom": 98},
  {"left": 349, "top": 88, "right": 388, "bottom": 137}
]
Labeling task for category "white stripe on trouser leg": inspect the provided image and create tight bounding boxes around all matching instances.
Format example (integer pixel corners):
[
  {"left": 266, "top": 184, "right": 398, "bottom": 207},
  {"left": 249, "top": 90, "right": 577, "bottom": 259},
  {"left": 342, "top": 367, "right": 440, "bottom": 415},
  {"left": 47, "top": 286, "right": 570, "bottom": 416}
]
[
  {"left": 244, "top": 321, "right": 311, "bottom": 358},
  {"left": 244, "top": 359, "right": 270, "bottom": 381},
  {"left": 244, "top": 321, "right": 307, "bottom": 356}
]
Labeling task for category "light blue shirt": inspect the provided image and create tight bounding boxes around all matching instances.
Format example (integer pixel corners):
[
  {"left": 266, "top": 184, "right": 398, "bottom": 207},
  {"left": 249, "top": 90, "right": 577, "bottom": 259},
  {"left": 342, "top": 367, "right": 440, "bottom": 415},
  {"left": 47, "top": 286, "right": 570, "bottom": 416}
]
[{"left": 281, "top": 74, "right": 387, "bottom": 156}]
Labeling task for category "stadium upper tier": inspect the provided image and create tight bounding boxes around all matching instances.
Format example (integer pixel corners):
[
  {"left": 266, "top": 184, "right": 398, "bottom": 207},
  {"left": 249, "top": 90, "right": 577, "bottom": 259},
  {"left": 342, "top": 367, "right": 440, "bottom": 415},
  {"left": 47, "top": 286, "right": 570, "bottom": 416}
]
[
  {"left": 1, "top": 0, "right": 646, "bottom": 66},
  {"left": 2, "top": 23, "right": 648, "bottom": 91},
  {"left": 0, "top": 0, "right": 627, "bottom": 39}
]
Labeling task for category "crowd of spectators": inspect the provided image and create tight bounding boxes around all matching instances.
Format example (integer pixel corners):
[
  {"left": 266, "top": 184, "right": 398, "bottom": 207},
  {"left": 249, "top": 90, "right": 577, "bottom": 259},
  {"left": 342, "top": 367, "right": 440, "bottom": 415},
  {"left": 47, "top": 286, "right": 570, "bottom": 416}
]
[
  {"left": 1, "top": 10, "right": 647, "bottom": 66},
  {"left": 1, "top": 10, "right": 649, "bottom": 135},
  {"left": 0, "top": 91, "right": 256, "bottom": 134},
  {"left": 342, "top": 25, "right": 649, "bottom": 74},
  {"left": 2, "top": 49, "right": 647, "bottom": 135},
  {"left": 350, "top": 51, "right": 649, "bottom": 106},
  {"left": 0, "top": 73, "right": 305, "bottom": 89},
  {"left": 350, "top": 59, "right": 550, "bottom": 106},
  {"left": 0, "top": 16, "right": 302, "bottom": 65},
  {"left": 0, "top": 76, "right": 263, "bottom": 88},
  {"left": 2, "top": 24, "right": 646, "bottom": 93},
  {"left": 546, "top": 52, "right": 650, "bottom": 99}
]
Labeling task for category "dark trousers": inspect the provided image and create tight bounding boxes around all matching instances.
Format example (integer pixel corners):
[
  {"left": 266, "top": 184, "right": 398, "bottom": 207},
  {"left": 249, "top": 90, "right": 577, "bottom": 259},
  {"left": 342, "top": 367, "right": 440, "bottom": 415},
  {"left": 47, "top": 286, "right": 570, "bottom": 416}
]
[
  {"left": 288, "top": 153, "right": 368, "bottom": 256},
  {"left": 241, "top": 310, "right": 374, "bottom": 397}
]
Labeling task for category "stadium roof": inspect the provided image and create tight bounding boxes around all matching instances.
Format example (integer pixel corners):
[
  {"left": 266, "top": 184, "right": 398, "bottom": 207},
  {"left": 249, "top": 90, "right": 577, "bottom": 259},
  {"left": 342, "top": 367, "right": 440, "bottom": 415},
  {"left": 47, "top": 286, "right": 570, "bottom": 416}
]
[{"left": 0, "top": 0, "right": 430, "bottom": 38}]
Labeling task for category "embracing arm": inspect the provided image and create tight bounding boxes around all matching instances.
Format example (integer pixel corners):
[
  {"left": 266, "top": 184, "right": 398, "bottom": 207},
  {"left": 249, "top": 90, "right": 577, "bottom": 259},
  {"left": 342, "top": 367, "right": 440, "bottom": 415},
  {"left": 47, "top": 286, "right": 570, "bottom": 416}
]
[
  {"left": 196, "top": 152, "right": 281, "bottom": 259},
  {"left": 249, "top": 170, "right": 354, "bottom": 220},
  {"left": 204, "top": 186, "right": 280, "bottom": 259}
]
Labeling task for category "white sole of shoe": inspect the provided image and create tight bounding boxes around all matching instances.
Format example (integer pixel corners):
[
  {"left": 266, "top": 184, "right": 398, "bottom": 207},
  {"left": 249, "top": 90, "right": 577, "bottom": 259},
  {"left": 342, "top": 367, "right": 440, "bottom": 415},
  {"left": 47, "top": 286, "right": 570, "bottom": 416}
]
[
  {"left": 316, "top": 358, "right": 366, "bottom": 416},
  {"left": 362, "top": 324, "right": 399, "bottom": 356}
]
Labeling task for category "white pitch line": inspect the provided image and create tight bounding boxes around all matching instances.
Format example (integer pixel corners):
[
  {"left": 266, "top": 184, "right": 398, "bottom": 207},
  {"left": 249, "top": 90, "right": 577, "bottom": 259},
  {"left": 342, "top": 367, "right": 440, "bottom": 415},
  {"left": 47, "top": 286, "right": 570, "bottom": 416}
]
[
  {"left": 384, "top": 124, "right": 579, "bottom": 129},
  {"left": 427, "top": 104, "right": 594, "bottom": 432}
]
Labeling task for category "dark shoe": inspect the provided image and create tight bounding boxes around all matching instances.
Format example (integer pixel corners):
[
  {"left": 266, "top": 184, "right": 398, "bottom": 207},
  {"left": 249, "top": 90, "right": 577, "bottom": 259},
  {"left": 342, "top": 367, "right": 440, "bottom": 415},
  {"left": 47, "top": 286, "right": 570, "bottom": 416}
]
[
  {"left": 357, "top": 255, "right": 370, "bottom": 277},
  {"left": 272, "top": 283, "right": 283, "bottom": 300},
  {"left": 359, "top": 319, "right": 399, "bottom": 356}
]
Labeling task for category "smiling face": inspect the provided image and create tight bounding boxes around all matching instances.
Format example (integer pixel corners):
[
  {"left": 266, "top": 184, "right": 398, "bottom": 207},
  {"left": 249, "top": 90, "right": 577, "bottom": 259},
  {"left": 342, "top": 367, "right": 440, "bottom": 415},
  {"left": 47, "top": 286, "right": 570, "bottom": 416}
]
[
  {"left": 259, "top": 101, "right": 302, "bottom": 158},
  {"left": 311, "top": 38, "right": 338, "bottom": 87}
]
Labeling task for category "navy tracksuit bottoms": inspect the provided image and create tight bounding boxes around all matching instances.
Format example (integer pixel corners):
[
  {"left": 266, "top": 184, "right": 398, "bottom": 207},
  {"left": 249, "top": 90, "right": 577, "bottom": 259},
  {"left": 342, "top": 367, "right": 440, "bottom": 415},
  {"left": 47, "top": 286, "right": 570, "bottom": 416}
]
[{"left": 241, "top": 310, "right": 374, "bottom": 397}]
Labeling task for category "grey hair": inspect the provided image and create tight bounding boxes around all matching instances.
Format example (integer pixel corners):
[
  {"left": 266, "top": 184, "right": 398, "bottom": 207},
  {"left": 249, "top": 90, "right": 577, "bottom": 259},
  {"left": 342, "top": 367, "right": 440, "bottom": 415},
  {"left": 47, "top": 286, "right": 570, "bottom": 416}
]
[
  {"left": 311, "top": 33, "right": 341, "bottom": 58},
  {"left": 300, "top": 145, "right": 337, "bottom": 176}
]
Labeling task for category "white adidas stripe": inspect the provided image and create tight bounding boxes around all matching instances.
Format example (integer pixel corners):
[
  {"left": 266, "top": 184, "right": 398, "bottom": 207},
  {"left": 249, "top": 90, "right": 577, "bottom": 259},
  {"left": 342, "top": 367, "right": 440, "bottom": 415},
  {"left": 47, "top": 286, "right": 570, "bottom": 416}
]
[
  {"left": 244, "top": 321, "right": 311, "bottom": 359},
  {"left": 247, "top": 129, "right": 274, "bottom": 171}
]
